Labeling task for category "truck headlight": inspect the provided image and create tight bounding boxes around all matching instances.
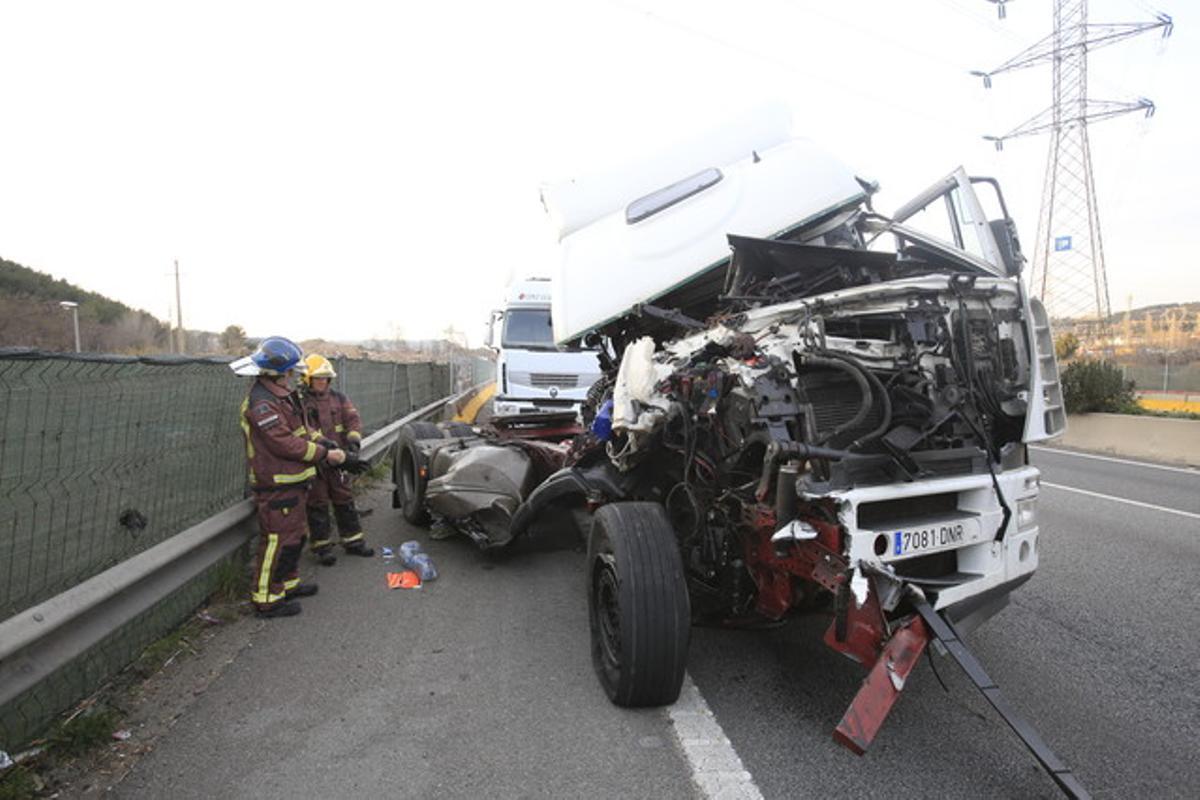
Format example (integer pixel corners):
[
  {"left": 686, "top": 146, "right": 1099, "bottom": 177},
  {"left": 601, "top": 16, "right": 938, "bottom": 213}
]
[{"left": 1017, "top": 498, "right": 1037, "bottom": 532}]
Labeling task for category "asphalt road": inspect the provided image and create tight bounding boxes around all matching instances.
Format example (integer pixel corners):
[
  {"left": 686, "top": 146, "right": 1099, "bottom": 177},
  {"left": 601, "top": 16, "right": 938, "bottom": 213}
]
[
  {"left": 688, "top": 446, "right": 1200, "bottom": 799},
  {"left": 117, "top": 446, "right": 1199, "bottom": 799},
  {"left": 115, "top": 500, "right": 694, "bottom": 799}
]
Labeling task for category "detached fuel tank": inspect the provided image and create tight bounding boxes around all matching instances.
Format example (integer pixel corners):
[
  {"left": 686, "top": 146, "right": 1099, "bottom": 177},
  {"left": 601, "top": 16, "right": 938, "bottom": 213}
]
[{"left": 425, "top": 443, "right": 532, "bottom": 524}]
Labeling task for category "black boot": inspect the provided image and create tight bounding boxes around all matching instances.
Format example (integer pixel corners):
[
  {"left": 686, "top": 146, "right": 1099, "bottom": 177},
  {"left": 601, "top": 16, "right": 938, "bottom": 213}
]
[
  {"left": 308, "top": 506, "right": 335, "bottom": 566},
  {"left": 344, "top": 542, "right": 375, "bottom": 557},
  {"left": 256, "top": 600, "right": 302, "bottom": 619},
  {"left": 286, "top": 583, "right": 319, "bottom": 598}
]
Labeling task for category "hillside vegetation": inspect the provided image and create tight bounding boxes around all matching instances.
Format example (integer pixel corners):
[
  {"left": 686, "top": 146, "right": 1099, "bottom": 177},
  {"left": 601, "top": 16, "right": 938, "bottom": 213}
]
[{"left": 0, "top": 257, "right": 171, "bottom": 353}]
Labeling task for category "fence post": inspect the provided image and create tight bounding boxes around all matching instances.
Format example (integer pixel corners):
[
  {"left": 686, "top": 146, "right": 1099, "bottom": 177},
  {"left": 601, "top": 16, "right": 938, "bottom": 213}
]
[
  {"left": 406, "top": 364, "right": 415, "bottom": 414},
  {"left": 387, "top": 362, "right": 398, "bottom": 421}
]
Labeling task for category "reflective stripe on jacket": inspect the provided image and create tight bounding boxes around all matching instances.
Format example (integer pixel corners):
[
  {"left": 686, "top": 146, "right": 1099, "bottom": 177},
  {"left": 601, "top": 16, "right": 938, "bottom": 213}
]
[
  {"left": 301, "top": 388, "right": 363, "bottom": 450},
  {"left": 241, "top": 378, "right": 327, "bottom": 489}
]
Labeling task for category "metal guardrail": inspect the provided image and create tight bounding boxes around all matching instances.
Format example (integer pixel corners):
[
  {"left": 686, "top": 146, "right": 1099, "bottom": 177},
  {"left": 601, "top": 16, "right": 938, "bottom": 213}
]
[{"left": 0, "top": 389, "right": 470, "bottom": 714}]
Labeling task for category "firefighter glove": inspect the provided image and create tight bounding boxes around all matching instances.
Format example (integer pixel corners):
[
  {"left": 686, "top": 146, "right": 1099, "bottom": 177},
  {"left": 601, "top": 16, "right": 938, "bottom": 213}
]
[{"left": 341, "top": 455, "right": 371, "bottom": 475}]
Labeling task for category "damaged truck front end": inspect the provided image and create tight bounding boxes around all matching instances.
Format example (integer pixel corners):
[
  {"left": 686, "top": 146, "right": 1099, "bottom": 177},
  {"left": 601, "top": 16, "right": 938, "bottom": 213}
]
[
  {"left": 540, "top": 134, "right": 1068, "bottom": 774},
  {"left": 594, "top": 262, "right": 1059, "bottom": 754},
  {"left": 398, "top": 126, "right": 1078, "bottom": 792}
]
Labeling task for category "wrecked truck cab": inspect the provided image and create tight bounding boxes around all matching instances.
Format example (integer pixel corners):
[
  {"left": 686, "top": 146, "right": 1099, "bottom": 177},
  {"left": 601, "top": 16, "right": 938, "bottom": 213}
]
[
  {"left": 399, "top": 121, "right": 1075, "bottom": 784},
  {"left": 537, "top": 129, "right": 1067, "bottom": 757}
]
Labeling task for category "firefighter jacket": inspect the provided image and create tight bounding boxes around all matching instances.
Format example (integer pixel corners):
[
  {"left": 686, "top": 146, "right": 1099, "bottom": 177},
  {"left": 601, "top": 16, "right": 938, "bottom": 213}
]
[
  {"left": 301, "top": 388, "right": 363, "bottom": 450},
  {"left": 240, "top": 378, "right": 328, "bottom": 490}
]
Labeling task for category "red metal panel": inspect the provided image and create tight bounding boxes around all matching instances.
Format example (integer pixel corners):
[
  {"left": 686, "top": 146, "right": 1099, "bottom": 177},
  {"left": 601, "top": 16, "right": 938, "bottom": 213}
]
[
  {"left": 833, "top": 615, "right": 931, "bottom": 755},
  {"left": 823, "top": 583, "right": 887, "bottom": 667},
  {"left": 743, "top": 512, "right": 848, "bottom": 620}
]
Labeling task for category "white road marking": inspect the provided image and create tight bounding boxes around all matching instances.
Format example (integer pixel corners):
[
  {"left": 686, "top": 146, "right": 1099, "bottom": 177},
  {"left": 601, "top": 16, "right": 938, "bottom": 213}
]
[
  {"left": 1042, "top": 482, "right": 1200, "bottom": 522},
  {"left": 669, "top": 673, "right": 764, "bottom": 800},
  {"left": 1031, "top": 445, "right": 1199, "bottom": 476}
]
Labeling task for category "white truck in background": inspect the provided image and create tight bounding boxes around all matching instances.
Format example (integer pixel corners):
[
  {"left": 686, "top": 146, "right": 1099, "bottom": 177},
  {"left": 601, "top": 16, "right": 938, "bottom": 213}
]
[{"left": 487, "top": 278, "right": 602, "bottom": 418}]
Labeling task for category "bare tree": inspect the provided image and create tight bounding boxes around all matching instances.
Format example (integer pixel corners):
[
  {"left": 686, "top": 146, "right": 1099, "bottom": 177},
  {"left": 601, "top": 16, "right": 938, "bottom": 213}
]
[{"left": 220, "top": 325, "right": 248, "bottom": 354}]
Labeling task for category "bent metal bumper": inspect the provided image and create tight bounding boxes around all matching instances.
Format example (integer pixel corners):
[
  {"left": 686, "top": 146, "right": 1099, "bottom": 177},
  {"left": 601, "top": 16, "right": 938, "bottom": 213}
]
[
  {"left": 833, "top": 465, "right": 1043, "bottom": 619},
  {"left": 833, "top": 612, "right": 930, "bottom": 755},
  {"left": 833, "top": 595, "right": 1089, "bottom": 799},
  {"left": 830, "top": 570, "right": 1033, "bottom": 753}
]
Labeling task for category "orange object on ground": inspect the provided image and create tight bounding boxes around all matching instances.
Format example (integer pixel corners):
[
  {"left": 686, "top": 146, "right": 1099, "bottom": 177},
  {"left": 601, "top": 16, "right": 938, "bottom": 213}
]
[{"left": 387, "top": 571, "right": 422, "bottom": 590}]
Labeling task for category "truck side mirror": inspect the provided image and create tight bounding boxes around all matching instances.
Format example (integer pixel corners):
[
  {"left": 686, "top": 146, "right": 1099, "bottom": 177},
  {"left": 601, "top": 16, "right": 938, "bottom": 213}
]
[
  {"left": 485, "top": 310, "right": 501, "bottom": 350},
  {"left": 989, "top": 218, "right": 1024, "bottom": 277}
]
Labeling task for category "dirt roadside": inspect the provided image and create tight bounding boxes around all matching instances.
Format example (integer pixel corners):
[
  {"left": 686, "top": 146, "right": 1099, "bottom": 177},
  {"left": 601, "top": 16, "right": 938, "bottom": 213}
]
[{"left": 4, "top": 605, "right": 265, "bottom": 799}]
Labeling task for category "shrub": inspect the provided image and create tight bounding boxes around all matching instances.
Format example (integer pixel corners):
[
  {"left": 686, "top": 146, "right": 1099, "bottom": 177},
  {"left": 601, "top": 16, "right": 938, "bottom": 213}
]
[
  {"left": 1054, "top": 332, "right": 1080, "bottom": 361},
  {"left": 1061, "top": 359, "right": 1138, "bottom": 414}
]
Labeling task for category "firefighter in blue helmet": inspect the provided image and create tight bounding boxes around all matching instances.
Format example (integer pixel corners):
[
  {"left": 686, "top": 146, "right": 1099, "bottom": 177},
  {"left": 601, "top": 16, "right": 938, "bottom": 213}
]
[{"left": 230, "top": 337, "right": 346, "bottom": 617}]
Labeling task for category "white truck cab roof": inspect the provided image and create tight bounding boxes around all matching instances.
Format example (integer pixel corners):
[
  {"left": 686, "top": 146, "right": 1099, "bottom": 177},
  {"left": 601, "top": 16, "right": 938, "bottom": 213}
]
[
  {"left": 505, "top": 278, "right": 553, "bottom": 309},
  {"left": 542, "top": 110, "right": 867, "bottom": 346}
]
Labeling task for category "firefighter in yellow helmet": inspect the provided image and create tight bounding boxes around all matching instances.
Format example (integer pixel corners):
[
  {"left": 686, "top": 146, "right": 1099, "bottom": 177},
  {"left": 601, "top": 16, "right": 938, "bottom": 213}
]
[{"left": 299, "top": 354, "right": 374, "bottom": 565}]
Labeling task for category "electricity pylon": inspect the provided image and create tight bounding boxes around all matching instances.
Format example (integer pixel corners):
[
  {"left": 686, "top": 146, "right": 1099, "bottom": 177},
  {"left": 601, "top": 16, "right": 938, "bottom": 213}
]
[{"left": 974, "top": 1, "right": 1172, "bottom": 322}]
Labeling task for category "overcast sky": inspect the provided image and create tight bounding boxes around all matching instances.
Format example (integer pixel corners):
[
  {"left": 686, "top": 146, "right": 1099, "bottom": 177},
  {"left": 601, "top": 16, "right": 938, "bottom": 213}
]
[{"left": 0, "top": 0, "right": 1193, "bottom": 347}]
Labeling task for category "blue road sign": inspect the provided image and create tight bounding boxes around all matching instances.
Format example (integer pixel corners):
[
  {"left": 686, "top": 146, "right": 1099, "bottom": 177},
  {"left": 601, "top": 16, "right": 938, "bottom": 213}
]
[{"left": 1054, "top": 235, "right": 1072, "bottom": 252}]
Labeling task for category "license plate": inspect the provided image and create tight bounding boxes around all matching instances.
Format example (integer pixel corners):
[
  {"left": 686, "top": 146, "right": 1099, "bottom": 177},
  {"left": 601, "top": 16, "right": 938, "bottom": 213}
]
[{"left": 887, "top": 518, "right": 982, "bottom": 560}]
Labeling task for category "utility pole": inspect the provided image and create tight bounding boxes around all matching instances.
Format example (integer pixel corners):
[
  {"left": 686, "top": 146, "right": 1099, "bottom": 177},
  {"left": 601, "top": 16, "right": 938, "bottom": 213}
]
[
  {"left": 974, "top": 1, "right": 1172, "bottom": 324},
  {"left": 59, "top": 301, "right": 81, "bottom": 352},
  {"left": 174, "top": 259, "right": 185, "bottom": 355}
]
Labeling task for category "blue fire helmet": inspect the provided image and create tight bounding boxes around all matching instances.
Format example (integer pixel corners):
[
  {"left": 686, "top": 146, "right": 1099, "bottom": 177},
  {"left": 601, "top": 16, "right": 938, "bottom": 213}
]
[{"left": 230, "top": 336, "right": 305, "bottom": 377}]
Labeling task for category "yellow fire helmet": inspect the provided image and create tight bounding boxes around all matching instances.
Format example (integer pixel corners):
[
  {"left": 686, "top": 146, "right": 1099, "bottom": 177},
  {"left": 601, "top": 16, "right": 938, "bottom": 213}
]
[{"left": 302, "top": 354, "right": 337, "bottom": 384}]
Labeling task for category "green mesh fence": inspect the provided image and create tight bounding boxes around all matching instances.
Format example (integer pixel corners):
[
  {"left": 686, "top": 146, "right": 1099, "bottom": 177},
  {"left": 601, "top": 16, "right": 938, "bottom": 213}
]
[
  {"left": 0, "top": 348, "right": 449, "bottom": 747},
  {"left": 1119, "top": 361, "right": 1200, "bottom": 393},
  {"left": 459, "top": 355, "right": 497, "bottom": 389},
  {"left": 0, "top": 351, "right": 246, "bottom": 619}
]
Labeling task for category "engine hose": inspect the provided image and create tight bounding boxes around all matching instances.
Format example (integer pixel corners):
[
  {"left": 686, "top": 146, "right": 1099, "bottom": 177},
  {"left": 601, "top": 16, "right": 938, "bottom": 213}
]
[
  {"left": 794, "top": 352, "right": 872, "bottom": 446},
  {"left": 817, "top": 350, "right": 893, "bottom": 450},
  {"left": 756, "top": 439, "right": 870, "bottom": 500}
]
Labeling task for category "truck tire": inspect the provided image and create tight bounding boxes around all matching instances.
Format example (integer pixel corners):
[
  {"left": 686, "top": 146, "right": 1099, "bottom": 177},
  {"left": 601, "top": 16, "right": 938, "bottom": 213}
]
[
  {"left": 587, "top": 502, "right": 690, "bottom": 707},
  {"left": 441, "top": 421, "right": 476, "bottom": 438},
  {"left": 406, "top": 421, "right": 444, "bottom": 440},
  {"left": 391, "top": 423, "right": 440, "bottom": 524}
]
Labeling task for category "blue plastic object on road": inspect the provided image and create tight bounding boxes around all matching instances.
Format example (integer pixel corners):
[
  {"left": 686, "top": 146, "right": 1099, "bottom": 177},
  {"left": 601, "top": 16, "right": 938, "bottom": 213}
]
[
  {"left": 397, "top": 539, "right": 437, "bottom": 580},
  {"left": 407, "top": 552, "right": 438, "bottom": 581}
]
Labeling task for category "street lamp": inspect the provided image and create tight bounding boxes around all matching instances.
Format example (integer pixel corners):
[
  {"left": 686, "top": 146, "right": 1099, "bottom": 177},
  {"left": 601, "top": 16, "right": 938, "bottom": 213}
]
[{"left": 59, "top": 301, "right": 81, "bottom": 353}]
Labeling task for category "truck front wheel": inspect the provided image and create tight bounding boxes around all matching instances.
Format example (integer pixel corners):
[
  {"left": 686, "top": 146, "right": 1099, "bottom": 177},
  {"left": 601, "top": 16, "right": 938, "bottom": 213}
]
[{"left": 587, "top": 502, "right": 690, "bottom": 707}]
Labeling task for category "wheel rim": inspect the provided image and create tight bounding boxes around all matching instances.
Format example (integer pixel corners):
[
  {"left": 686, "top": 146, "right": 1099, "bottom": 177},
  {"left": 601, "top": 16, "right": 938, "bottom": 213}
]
[{"left": 592, "top": 554, "right": 622, "bottom": 673}]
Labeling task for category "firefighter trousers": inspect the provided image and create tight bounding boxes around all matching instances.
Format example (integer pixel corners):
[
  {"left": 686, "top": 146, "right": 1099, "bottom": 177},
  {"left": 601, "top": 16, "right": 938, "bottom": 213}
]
[
  {"left": 307, "top": 466, "right": 364, "bottom": 551},
  {"left": 250, "top": 488, "right": 309, "bottom": 609}
]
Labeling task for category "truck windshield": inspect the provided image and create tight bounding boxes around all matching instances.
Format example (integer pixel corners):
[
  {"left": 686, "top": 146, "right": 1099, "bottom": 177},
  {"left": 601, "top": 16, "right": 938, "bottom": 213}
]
[{"left": 502, "top": 308, "right": 556, "bottom": 349}]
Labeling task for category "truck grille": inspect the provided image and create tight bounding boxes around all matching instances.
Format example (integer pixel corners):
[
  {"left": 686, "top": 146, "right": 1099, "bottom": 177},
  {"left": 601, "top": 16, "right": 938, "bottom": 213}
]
[{"left": 529, "top": 373, "right": 578, "bottom": 388}]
